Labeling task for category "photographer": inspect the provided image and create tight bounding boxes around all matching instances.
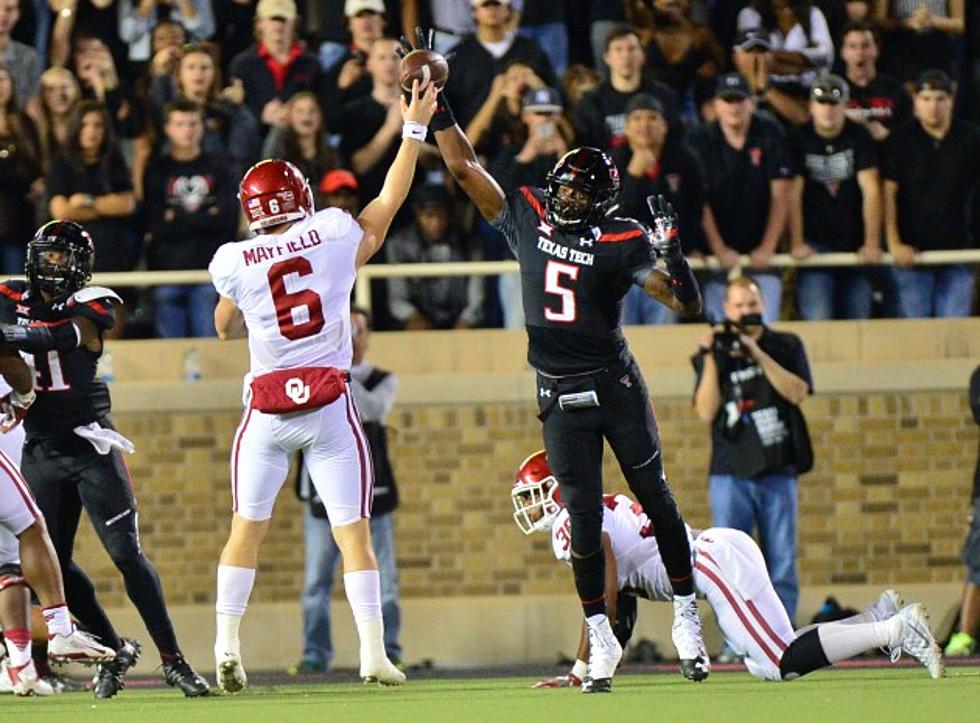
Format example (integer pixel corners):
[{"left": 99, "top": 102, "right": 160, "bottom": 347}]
[{"left": 691, "top": 276, "right": 813, "bottom": 627}]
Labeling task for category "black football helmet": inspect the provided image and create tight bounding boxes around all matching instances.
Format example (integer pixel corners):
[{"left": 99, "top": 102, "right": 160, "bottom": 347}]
[
  {"left": 25, "top": 220, "right": 95, "bottom": 296},
  {"left": 544, "top": 147, "right": 620, "bottom": 230}
]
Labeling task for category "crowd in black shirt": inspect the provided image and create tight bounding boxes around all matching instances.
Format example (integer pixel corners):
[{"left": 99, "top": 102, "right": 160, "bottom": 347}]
[{"left": 0, "top": 0, "right": 977, "bottom": 335}]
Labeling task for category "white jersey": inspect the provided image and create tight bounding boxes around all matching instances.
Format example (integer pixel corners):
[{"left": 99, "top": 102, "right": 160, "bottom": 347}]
[
  {"left": 208, "top": 208, "right": 363, "bottom": 376},
  {"left": 551, "top": 494, "right": 693, "bottom": 603}
]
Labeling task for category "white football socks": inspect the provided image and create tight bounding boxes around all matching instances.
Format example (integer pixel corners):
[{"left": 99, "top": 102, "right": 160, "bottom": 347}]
[
  {"left": 215, "top": 565, "right": 256, "bottom": 657},
  {"left": 816, "top": 617, "right": 900, "bottom": 663},
  {"left": 344, "top": 570, "right": 385, "bottom": 665},
  {"left": 41, "top": 604, "right": 73, "bottom": 637}
]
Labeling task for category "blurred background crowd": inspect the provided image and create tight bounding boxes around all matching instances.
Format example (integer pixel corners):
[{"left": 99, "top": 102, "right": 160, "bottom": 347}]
[{"left": 0, "top": 0, "right": 978, "bottom": 336}]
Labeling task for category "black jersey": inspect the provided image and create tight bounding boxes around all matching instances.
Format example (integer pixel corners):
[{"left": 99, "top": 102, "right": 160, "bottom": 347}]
[
  {"left": 0, "top": 280, "right": 117, "bottom": 440},
  {"left": 492, "top": 186, "right": 656, "bottom": 376}
]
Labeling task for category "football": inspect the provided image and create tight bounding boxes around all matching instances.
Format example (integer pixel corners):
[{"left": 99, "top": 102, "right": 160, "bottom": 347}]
[{"left": 399, "top": 49, "right": 449, "bottom": 92}]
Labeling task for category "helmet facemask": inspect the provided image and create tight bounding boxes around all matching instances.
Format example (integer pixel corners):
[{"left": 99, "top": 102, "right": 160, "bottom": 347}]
[
  {"left": 544, "top": 148, "right": 620, "bottom": 231},
  {"left": 26, "top": 237, "right": 93, "bottom": 297},
  {"left": 512, "top": 476, "right": 562, "bottom": 535}
]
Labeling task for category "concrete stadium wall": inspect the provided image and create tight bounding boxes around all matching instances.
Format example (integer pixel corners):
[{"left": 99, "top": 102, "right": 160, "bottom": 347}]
[{"left": 61, "top": 320, "right": 978, "bottom": 672}]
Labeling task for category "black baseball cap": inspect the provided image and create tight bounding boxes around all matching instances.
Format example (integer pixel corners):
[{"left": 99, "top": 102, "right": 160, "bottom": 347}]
[
  {"left": 810, "top": 74, "right": 850, "bottom": 104},
  {"left": 734, "top": 28, "right": 772, "bottom": 52},
  {"left": 915, "top": 69, "right": 953, "bottom": 94},
  {"left": 412, "top": 183, "right": 452, "bottom": 211},
  {"left": 522, "top": 86, "right": 563, "bottom": 114},
  {"left": 625, "top": 93, "right": 666, "bottom": 118},
  {"left": 715, "top": 72, "right": 751, "bottom": 100}
]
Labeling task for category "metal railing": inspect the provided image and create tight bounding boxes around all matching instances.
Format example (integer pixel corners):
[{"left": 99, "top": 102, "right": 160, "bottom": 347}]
[{"left": 65, "top": 249, "right": 980, "bottom": 314}]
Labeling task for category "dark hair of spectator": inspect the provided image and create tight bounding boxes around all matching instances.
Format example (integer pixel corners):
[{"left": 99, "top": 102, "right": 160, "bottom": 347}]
[
  {"left": 164, "top": 98, "right": 205, "bottom": 122},
  {"left": 753, "top": 0, "right": 814, "bottom": 43},
  {"left": 175, "top": 43, "right": 223, "bottom": 103},
  {"left": 351, "top": 305, "right": 373, "bottom": 328},
  {"left": 64, "top": 100, "right": 118, "bottom": 177},
  {"left": 37, "top": 67, "right": 81, "bottom": 169},
  {"left": 0, "top": 64, "right": 40, "bottom": 169},
  {"left": 604, "top": 24, "right": 641, "bottom": 53},
  {"left": 281, "top": 91, "right": 336, "bottom": 171},
  {"left": 840, "top": 19, "right": 880, "bottom": 48}
]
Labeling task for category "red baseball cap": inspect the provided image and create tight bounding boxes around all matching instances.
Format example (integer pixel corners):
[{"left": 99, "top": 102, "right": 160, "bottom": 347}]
[{"left": 319, "top": 169, "right": 359, "bottom": 195}]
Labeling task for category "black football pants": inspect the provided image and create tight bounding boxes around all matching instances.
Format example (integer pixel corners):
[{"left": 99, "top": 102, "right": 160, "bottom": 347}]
[
  {"left": 22, "top": 433, "right": 179, "bottom": 658},
  {"left": 537, "top": 358, "right": 694, "bottom": 600}
]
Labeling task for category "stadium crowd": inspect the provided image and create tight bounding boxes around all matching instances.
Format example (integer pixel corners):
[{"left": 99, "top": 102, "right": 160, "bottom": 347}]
[{"left": 0, "top": 0, "right": 978, "bottom": 335}]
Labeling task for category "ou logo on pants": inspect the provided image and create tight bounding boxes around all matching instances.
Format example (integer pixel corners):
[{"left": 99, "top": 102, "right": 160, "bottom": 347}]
[{"left": 285, "top": 378, "right": 311, "bottom": 405}]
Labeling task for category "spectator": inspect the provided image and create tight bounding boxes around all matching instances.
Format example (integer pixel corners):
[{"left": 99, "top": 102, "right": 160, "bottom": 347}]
[
  {"left": 229, "top": 0, "right": 320, "bottom": 133},
  {"left": 685, "top": 72, "right": 794, "bottom": 322},
  {"left": 402, "top": 0, "right": 474, "bottom": 55},
  {"left": 0, "top": 0, "right": 41, "bottom": 110},
  {"left": 944, "top": 365, "right": 980, "bottom": 658},
  {"left": 629, "top": 0, "right": 726, "bottom": 117},
  {"left": 844, "top": 0, "right": 874, "bottom": 21},
  {"left": 118, "top": 0, "right": 215, "bottom": 71},
  {"left": 386, "top": 184, "right": 484, "bottom": 330},
  {"left": 611, "top": 93, "right": 707, "bottom": 326},
  {"left": 49, "top": 1, "right": 130, "bottom": 78},
  {"left": 573, "top": 25, "right": 680, "bottom": 150},
  {"left": 340, "top": 38, "right": 426, "bottom": 208},
  {"left": 142, "top": 99, "right": 238, "bottom": 338},
  {"left": 47, "top": 100, "right": 139, "bottom": 273},
  {"left": 731, "top": 27, "right": 812, "bottom": 127},
  {"left": 0, "top": 63, "right": 43, "bottom": 273},
  {"left": 789, "top": 75, "right": 881, "bottom": 320},
  {"left": 515, "top": 0, "right": 569, "bottom": 78},
  {"left": 291, "top": 305, "right": 403, "bottom": 673},
  {"left": 883, "top": 69, "right": 980, "bottom": 318},
  {"left": 212, "top": 0, "right": 261, "bottom": 77},
  {"left": 149, "top": 42, "right": 260, "bottom": 180},
  {"left": 317, "top": 166, "right": 360, "bottom": 211},
  {"left": 465, "top": 59, "right": 545, "bottom": 156},
  {"left": 318, "top": 0, "right": 387, "bottom": 132},
  {"left": 561, "top": 62, "right": 602, "bottom": 116},
  {"left": 589, "top": 0, "right": 628, "bottom": 77},
  {"left": 262, "top": 91, "right": 340, "bottom": 189},
  {"left": 71, "top": 34, "right": 144, "bottom": 141},
  {"left": 444, "top": 0, "right": 555, "bottom": 130},
  {"left": 875, "top": 0, "right": 964, "bottom": 82},
  {"left": 839, "top": 20, "right": 913, "bottom": 144},
  {"left": 736, "top": 0, "right": 835, "bottom": 121},
  {"left": 692, "top": 275, "right": 814, "bottom": 625},
  {"left": 34, "top": 67, "right": 80, "bottom": 172}
]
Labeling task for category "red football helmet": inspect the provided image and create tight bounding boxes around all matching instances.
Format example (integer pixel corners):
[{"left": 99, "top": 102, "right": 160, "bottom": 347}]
[
  {"left": 239, "top": 159, "right": 315, "bottom": 232},
  {"left": 512, "top": 449, "right": 563, "bottom": 535}
]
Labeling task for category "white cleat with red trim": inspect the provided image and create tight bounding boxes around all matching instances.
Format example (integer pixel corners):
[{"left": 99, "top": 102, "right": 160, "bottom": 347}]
[
  {"left": 1, "top": 660, "right": 55, "bottom": 696},
  {"left": 672, "top": 597, "right": 710, "bottom": 681},
  {"left": 48, "top": 628, "right": 116, "bottom": 665}
]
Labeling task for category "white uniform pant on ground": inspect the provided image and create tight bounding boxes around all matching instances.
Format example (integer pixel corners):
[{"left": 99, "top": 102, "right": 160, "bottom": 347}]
[
  {"left": 231, "top": 389, "right": 373, "bottom": 525},
  {"left": 0, "top": 425, "right": 32, "bottom": 562},
  {"left": 693, "top": 527, "right": 796, "bottom": 681}
]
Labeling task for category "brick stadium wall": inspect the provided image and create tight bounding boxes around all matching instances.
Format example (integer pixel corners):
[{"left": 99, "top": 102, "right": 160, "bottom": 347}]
[{"left": 67, "top": 390, "right": 977, "bottom": 608}]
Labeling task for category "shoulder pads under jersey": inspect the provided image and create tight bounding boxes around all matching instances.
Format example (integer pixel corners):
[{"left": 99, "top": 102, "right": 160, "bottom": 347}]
[{"left": 72, "top": 286, "right": 123, "bottom": 305}]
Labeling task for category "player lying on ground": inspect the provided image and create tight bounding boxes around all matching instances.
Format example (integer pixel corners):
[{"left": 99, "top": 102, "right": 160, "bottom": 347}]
[
  {"left": 512, "top": 450, "right": 945, "bottom": 685},
  {"left": 0, "top": 351, "right": 115, "bottom": 696},
  {"left": 0, "top": 222, "right": 209, "bottom": 698},
  {"left": 409, "top": 23, "right": 708, "bottom": 692},
  {"left": 208, "top": 81, "right": 437, "bottom": 694}
]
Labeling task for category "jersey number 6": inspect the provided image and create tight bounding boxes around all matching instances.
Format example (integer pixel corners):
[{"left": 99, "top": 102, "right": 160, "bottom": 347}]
[
  {"left": 544, "top": 260, "right": 579, "bottom": 323},
  {"left": 268, "top": 257, "right": 325, "bottom": 340}
]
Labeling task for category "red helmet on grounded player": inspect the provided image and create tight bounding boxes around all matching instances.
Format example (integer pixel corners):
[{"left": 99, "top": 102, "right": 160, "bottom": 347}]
[
  {"left": 239, "top": 159, "right": 315, "bottom": 232},
  {"left": 512, "top": 450, "right": 563, "bottom": 535}
]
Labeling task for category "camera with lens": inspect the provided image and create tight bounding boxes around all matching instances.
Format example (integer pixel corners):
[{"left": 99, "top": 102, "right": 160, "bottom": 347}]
[{"left": 711, "top": 313, "right": 763, "bottom": 355}]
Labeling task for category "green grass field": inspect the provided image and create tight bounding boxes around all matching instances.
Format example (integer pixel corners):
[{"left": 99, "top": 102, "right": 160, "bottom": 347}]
[{"left": 8, "top": 668, "right": 978, "bottom": 723}]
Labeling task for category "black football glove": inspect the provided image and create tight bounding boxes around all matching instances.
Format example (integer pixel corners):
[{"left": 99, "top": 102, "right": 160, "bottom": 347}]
[{"left": 646, "top": 194, "right": 683, "bottom": 262}]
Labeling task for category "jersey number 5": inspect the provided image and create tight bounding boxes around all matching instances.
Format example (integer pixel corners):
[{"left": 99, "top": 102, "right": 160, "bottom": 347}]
[
  {"left": 544, "top": 260, "right": 579, "bottom": 323},
  {"left": 268, "top": 257, "right": 325, "bottom": 340}
]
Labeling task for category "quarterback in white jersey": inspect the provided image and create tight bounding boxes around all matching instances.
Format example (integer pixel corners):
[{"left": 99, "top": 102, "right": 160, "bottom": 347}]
[
  {"left": 512, "top": 450, "right": 945, "bottom": 688},
  {"left": 208, "top": 81, "right": 437, "bottom": 694}
]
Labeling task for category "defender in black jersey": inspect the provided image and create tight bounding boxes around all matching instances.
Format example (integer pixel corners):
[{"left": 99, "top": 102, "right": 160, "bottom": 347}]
[
  {"left": 413, "top": 29, "right": 709, "bottom": 689},
  {"left": 0, "top": 221, "right": 208, "bottom": 698}
]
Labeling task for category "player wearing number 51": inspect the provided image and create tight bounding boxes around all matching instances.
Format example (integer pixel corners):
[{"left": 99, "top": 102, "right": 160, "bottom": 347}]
[
  {"left": 207, "top": 80, "right": 437, "bottom": 694},
  {"left": 0, "top": 221, "right": 210, "bottom": 698},
  {"left": 404, "top": 26, "right": 707, "bottom": 692}
]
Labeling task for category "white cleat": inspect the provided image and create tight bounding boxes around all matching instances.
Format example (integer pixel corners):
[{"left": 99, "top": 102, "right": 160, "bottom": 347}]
[
  {"left": 893, "top": 603, "right": 944, "bottom": 679},
  {"left": 216, "top": 653, "right": 248, "bottom": 694},
  {"left": 672, "top": 598, "right": 710, "bottom": 682},
  {"left": 1, "top": 660, "right": 55, "bottom": 696},
  {"left": 582, "top": 618, "right": 622, "bottom": 693},
  {"left": 48, "top": 628, "right": 116, "bottom": 665},
  {"left": 360, "top": 658, "right": 406, "bottom": 686},
  {"left": 865, "top": 589, "right": 904, "bottom": 622}
]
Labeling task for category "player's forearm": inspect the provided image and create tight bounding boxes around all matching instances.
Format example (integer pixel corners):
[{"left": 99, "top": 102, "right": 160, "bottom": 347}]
[
  {"left": 0, "top": 322, "right": 81, "bottom": 354},
  {"left": 0, "top": 349, "right": 34, "bottom": 395}
]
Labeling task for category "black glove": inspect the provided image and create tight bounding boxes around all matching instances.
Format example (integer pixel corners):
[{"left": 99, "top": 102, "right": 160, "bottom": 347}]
[
  {"left": 397, "top": 26, "right": 436, "bottom": 58},
  {"left": 646, "top": 194, "right": 682, "bottom": 262}
]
